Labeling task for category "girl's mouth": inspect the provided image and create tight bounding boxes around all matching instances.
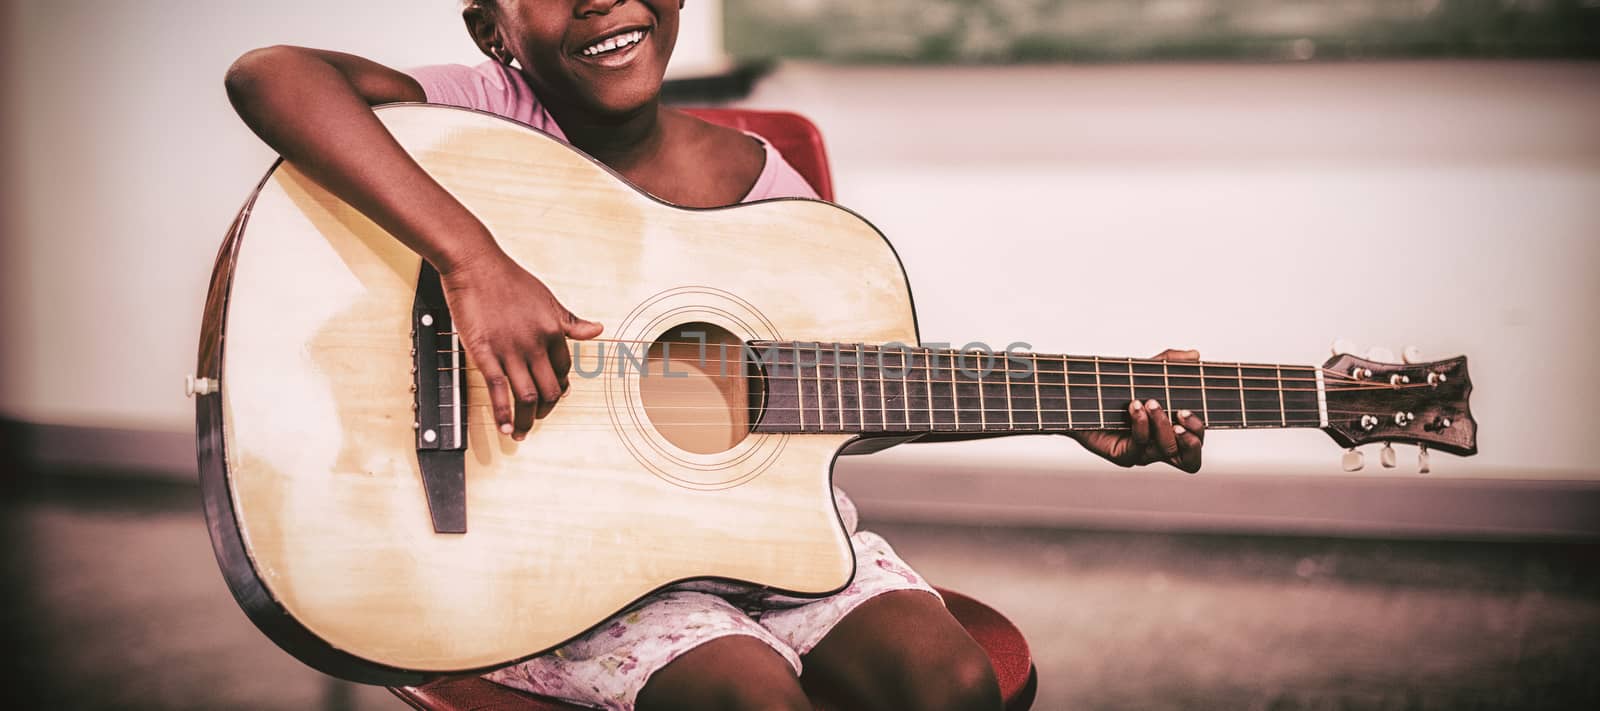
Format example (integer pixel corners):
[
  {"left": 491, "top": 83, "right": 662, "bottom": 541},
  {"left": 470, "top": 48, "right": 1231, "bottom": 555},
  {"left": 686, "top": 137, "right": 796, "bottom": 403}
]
[{"left": 575, "top": 28, "right": 650, "bottom": 69}]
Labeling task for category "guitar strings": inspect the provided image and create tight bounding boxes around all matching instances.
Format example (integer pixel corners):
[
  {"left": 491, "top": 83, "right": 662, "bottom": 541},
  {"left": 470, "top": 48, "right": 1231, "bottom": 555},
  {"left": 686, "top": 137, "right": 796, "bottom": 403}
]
[
  {"left": 424, "top": 349, "right": 1385, "bottom": 385},
  {"left": 413, "top": 417, "right": 1350, "bottom": 431},
  {"left": 444, "top": 401, "right": 1420, "bottom": 419},
  {"left": 431, "top": 358, "right": 1344, "bottom": 383},
  {"left": 431, "top": 370, "right": 1426, "bottom": 393},
  {"left": 452, "top": 403, "right": 1386, "bottom": 417},
  {"left": 425, "top": 335, "right": 1387, "bottom": 381}
]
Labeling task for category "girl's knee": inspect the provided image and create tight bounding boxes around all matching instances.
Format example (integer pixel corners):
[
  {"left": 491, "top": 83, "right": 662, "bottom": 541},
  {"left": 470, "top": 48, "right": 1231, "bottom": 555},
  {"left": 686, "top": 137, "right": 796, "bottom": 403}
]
[{"left": 899, "top": 644, "right": 1002, "bottom": 711}]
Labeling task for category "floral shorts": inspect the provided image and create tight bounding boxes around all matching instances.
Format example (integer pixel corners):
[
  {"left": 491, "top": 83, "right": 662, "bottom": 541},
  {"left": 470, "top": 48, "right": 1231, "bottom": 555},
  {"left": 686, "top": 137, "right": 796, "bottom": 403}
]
[{"left": 482, "top": 488, "right": 939, "bottom": 711}]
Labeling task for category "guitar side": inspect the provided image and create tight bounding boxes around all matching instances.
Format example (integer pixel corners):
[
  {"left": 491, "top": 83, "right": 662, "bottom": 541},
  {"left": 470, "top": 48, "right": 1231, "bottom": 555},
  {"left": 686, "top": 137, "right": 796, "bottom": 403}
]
[{"left": 198, "top": 105, "right": 921, "bottom": 681}]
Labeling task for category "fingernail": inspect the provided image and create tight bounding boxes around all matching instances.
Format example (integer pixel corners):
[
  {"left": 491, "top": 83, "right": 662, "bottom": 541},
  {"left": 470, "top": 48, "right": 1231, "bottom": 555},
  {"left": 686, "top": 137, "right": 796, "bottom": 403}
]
[
  {"left": 1174, "top": 425, "right": 1186, "bottom": 435},
  {"left": 1178, "top": 410, "right": 1192, "bottom": 419},
  {"left": 1130, "top": 401, "right": 1142, "bottom": 412},
  {"left": 500, "top": 423, "right": 513, "bottom": 434},
  {"left": 1146, "top": 399, "right": 1160, "bottom": 410}
]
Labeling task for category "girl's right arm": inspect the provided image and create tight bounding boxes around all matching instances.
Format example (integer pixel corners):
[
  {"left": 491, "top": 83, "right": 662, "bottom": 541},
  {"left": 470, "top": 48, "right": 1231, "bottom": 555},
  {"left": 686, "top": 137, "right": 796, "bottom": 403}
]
[{"left": 225, "top": 46, "right": 602, "bottom": 439}]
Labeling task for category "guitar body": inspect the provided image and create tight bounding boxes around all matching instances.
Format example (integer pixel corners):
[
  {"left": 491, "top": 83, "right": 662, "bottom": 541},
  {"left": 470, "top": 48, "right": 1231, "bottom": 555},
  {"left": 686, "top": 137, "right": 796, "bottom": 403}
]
[{"left": 198, "top": 105, "right": 919, "bottom": 682}]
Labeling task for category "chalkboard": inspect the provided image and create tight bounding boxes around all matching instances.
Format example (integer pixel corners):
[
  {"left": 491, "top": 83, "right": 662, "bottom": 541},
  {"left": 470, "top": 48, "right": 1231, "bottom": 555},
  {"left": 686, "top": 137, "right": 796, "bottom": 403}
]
[{"left": 724, "top": 0, "right": 1600, "bottom": 63}]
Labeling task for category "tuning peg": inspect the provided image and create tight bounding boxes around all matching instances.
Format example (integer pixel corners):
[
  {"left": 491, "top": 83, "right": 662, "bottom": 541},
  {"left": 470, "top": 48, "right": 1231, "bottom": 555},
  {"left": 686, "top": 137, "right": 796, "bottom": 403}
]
[
  {"left": 1380, "top": 442, "right": 1396, "bottom": 468},
  {"left": 1331, "top": 338, "right": 1359, "bottom": 357},
  {"left": 1401, "top": 346, "right": 1424, "bottom": 364},
  {"left": 1417, "top": 444, "right": 1431, "bottom": 474},
  {"left": 1364, "top": 346, "right": 1396, "bottom": 363},
  {"left": 1342, "top": 448, "right": 1365, "bottom": 472}
]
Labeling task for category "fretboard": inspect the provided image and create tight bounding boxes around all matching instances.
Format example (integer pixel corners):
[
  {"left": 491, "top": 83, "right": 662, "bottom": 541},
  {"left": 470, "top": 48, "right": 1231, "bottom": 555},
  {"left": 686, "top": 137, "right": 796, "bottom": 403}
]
[{"left": 749, "top": 342, "right": 1327, "bottom": 435}]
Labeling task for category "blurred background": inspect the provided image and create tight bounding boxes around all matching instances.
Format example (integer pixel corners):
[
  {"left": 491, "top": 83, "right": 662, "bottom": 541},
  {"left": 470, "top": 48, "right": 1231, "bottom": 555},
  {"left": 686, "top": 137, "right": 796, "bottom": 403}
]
[{"left": 2, "top": 0, "right": 1597, "bottom": 709}]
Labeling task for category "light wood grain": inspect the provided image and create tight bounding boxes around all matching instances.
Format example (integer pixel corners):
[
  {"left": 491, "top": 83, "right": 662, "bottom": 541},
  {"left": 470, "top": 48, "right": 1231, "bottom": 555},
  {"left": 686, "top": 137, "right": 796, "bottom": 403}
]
[{"left": 220, "top": 106, "right": 918, "bottom": 672}]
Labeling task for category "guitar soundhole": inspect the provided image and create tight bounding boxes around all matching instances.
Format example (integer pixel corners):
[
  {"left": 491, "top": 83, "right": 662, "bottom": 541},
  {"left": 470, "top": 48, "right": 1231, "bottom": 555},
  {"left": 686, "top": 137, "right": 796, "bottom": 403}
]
[{"left": 639, "top": 322, "right": 763, "bottom": 455}]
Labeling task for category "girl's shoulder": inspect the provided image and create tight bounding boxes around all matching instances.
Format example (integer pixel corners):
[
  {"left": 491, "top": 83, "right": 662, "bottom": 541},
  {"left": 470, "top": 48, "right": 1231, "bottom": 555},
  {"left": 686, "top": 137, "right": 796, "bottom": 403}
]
[
  {"left": 406, "top": 61, "right": 566, "bottom": 140},
  {"left": 738, "top": 131, "right": 821, "bottom": 202},
  {"left": 670, "top": 111, "right": 821, "bottom": 204}
]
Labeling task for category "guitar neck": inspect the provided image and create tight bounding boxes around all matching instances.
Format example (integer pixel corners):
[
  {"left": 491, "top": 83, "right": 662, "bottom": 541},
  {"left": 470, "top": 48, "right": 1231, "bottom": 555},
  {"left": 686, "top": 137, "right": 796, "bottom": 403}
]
[{"left": 750, "top": 342, "right": 1328, "bottom": 435}]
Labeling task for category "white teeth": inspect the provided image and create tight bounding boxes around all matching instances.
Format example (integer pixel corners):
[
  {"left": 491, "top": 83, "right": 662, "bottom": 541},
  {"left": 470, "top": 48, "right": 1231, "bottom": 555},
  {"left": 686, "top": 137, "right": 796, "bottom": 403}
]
[{"left": 582, "top": 30, "right": 644, "bottom": 57}]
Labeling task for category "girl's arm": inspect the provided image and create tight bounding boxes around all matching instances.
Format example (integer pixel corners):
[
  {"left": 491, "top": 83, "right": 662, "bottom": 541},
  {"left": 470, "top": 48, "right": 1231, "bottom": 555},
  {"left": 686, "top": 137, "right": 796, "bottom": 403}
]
[{"left": 225, "top": 46, "right": 601, "bottom": 440}]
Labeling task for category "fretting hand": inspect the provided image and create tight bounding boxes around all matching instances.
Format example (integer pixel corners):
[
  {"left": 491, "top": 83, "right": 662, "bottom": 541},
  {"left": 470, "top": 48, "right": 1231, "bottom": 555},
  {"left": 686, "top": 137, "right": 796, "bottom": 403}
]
[
  {"left": 440, "top": 249, "right": 604, "bottom": 441},
  {"left": 1070, "top": 348, "right": 1206, "bottom": 473}
]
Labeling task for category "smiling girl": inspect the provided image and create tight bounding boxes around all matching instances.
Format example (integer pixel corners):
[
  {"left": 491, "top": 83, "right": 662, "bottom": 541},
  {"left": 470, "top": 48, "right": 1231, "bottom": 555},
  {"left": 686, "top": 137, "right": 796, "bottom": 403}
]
[
  {"left": 224, "top": 2, "right": 1003, "bottom": 709},
  {"left": 224, "top": 1, "right": 1201, "bottom": 709}
]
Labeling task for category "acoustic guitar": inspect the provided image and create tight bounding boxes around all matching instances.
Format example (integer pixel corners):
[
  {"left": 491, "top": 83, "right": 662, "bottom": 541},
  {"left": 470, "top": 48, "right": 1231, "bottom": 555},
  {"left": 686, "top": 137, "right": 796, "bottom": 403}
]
[{"left": 191, "top": 104, "right": 1477, "bottom": 684}]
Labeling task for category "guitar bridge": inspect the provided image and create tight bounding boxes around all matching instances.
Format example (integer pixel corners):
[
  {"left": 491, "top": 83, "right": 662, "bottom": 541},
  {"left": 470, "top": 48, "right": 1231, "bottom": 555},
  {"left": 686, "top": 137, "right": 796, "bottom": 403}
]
[{"left": 411, "top": 262, "right": 468, "bottom": 534}]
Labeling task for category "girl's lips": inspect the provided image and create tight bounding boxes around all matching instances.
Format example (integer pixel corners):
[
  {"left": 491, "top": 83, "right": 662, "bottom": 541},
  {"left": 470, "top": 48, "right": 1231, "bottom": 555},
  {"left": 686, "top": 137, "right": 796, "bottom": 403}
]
[{"left": 574, "top": 28, "right": 651, "bottom": 70}]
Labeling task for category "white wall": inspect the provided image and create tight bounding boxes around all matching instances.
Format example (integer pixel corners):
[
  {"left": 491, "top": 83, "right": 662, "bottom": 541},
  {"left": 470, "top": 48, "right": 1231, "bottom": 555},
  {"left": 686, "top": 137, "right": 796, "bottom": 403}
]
[{"left": 2, "top": 1, "right": 1595, "bottom": 481}]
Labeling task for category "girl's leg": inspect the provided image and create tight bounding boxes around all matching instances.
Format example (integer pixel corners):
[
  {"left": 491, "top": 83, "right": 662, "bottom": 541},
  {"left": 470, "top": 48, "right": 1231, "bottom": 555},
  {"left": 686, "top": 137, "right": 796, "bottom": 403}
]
[
  {"left": 636, "top": 635, "right": 809, "bottom": 711},
  {"left": 803, "top": 590, "right": 1001, "bottom": 711},
  {"left": 755, "top": 528, "right": 1001, "bottom": 711}
]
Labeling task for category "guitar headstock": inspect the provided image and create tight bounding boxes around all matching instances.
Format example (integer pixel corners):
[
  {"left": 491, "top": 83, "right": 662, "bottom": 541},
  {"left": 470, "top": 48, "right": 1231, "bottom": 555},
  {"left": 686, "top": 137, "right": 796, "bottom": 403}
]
[{"left": 1320, "top": 349, "right": 1476, "bottom": 457}]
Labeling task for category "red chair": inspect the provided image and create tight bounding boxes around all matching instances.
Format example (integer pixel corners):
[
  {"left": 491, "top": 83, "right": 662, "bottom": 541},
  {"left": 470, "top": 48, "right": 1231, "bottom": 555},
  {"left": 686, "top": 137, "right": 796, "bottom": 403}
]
[{"left": 391, "top": 108, "right": 1036, "bottom": 711}]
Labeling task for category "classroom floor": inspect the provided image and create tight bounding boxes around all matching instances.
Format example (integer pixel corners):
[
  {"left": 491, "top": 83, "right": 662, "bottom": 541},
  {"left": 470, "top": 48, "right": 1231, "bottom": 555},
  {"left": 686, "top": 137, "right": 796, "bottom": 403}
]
[{"left": 3, "top": 473, "right": 1597, "bottom": 711}]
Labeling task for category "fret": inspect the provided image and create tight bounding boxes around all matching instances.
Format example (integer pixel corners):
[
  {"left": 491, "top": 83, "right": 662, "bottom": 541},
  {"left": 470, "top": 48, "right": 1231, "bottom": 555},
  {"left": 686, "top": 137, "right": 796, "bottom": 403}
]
[
  {"left": 815, "top": 344, "right": 830, "bottom": 431},
  {"left": 1166, "top": 361, "right": 1206, "bottom": 422},
  {"left": 883, "top": 345, "right": 896, "bottom": 432},
  {"left": 813, "top": 346, "right": 834, "bottom": 431},
  {"left": 1130, "top": 359, "right": 1167, "bottom": 417},
  {"left": 1240, "top": 365, "right": 1284, "bottom": 428},
  {"left": 970, "top": 351, "right": 988, "bottom": 431},
  {"left": 831, "top": 344, "right": 851, "bottom": 432},
  {"left": 1064, "top": 356, "right": 1101, "bottom": 428},
  {"left": 916, "top": 349, "right": 936, "bottom": 432},
  {"left": 972, "top": 350, "right": 1010, "bottom": 431},
  {"left": 928, "top": 349, "right": 947, "bottom": 429},
  {"left": 809, "top": 343, "right": 828, "bottom": 432},
  {"left": 1275, "top": 365, "right": 1286, "bottom": 426},
  {"left": 864, "top": 346, "right": 885, "bottom": 433},
  {"left": 1093, "top": 357, "right": 1106, "bottom": 427},
  {"left": 1011, "top": 352, "right": 1041, "bottom": 431},
  {"left": 1060, "top": 355, "right": 1072, "bottom": 430},
  {"left": 1237, "top": 363, "right": 1249, "bottom": 427},
  {"left": 1281, "top": 365, "right": 1324, "bottom": 428},
  {"left": 1100, "top": 358, "right": 1135, "bottom": 422},
  {"left": 1037, "top": 355, "right": 1070, "bottom": 430},
  {"left": 1203, "top": 363, "right": 1245, "bottom": 427},
  {"left": 1163, "top": 360, "right": 1173, "bottom": 419},
  {"left": 878, "top": 346, "right": 908, "bottom": 432},
  {"left": 794, "top": 343, "right": 814, "bottom": 432},
  {"left": 1002, "top": 355, "right": 1015, "bottom": 430},
  {"left": 901, "top": 347, "right": 914, "bottom": 431},
  {"left": 855, "top": 344, "right": 868, "bottom": 431},
  {"left": 896, "top": 348, "right": 910, "bottom": 430},
  {"left": 947, "top": 350, "right": 965, "bottom": 431},
  {"left": 947, "top": 349, "right": 972, "bottom": 429}
]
